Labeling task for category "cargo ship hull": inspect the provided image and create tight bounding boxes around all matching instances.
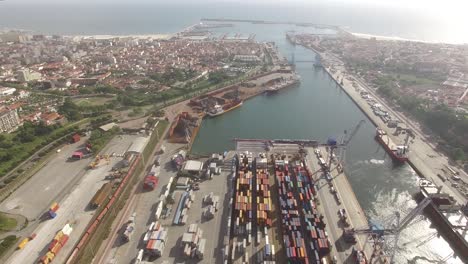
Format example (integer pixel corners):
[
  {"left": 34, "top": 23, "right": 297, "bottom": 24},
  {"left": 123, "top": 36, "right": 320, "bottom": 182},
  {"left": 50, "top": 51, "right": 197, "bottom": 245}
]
[
  {"left": 375, "top": 128, "right": 408, "bottom": 163},
  {"left": 265, "top": 79, "right": 300, "bottom": 95},
  {"left": 207, "top": 100, "right": 243, "bottom": 117}
]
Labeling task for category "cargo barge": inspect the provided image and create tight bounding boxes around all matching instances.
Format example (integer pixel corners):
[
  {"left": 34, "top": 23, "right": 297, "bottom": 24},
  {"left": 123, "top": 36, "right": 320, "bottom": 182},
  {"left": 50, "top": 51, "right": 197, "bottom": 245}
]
[
  {"left": 265, "top": 75, "right": 300, "bottom": 95},
  {"left": 415, "top": 182, "right": 468, "bottom": 262},
  {"left": 375, "top": 128, "right": 408, "bottom": 163},
  {"left": 206, "top": 99, "right": 243, "bottom": 117}
]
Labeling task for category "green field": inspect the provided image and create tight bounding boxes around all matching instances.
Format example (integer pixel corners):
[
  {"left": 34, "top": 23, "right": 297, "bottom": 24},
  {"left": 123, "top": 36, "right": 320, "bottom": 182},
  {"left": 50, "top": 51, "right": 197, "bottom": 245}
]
[
  {"left": 73, "top": 96, "right": 115, "bottom": 107},
  {"left": 0, "top": 214, "right": 17, "bottom": 232}
]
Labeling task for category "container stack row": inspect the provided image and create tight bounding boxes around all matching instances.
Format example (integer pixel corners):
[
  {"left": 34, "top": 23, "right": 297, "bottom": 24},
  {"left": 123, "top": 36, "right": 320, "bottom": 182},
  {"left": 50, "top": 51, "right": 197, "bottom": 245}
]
[
  {"left": 234, "top": 166, "right": 253, "bottom": 235},
  {"left": 39, "top": 223, "right": 73, "bottom": 264},
  {"left": 145, "top": 221, "right": 167, "bottom": 257},
  {"left": 256, "top": 169, "right": 272, "bottom": 227},
  {"left": 173, "top": 190, "right": 194, "bottom": 225},
  {"left": 294, "top": 163, "right": 330, "bottom": 264},
  {"left": 275, "top": 161, "right": 310, "bottom": 264},
  {"left": 181, "top": 224, "right": 206, "bottom": 260}
]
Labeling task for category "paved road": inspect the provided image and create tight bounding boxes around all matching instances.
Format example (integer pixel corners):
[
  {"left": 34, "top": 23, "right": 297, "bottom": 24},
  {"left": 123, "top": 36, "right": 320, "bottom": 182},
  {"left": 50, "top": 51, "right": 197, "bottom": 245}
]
[{"left": 0, "top": 137, "right": 91, "bottom": 220}]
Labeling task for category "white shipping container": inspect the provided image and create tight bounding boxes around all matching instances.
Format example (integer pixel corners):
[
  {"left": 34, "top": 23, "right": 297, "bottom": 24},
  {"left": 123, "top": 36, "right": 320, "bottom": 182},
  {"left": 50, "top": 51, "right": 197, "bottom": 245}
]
[
  {"left": 197, "top": 238, "right": 206, "bottom": 259},
  {"left": 137, "top": 249, "right": 144, "bottom": 262},
  {"left": 181, "top": 214, "right": 188, "bottom": 225},
  {"left": 143, "top": 231, "right": 150, "bottom": 242},
  {"left": 62, "top": 224, "right": 73, "bottom": 236},
  {"left": 149, "top": 222, "right": 155, "bottom": 231},
  {"left": 155, "top": 201, "right": 164, "bottom": 220}
]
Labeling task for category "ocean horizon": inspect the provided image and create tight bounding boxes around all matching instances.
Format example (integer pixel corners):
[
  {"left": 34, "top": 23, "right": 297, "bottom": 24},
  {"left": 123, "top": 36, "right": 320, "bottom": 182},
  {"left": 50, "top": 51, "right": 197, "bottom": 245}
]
[{"left": 0, "top": 2, "right": 467, "bottom": 44}]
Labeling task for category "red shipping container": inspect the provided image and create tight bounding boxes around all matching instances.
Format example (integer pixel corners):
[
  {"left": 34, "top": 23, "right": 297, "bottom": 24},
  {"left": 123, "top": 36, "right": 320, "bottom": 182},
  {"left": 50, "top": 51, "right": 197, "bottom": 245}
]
[
  {"left": 59, "top": 234, "right": 69, "bottom": 246},
  {"left": 48, "top": 239, "right": 58, "bottom": 251}
]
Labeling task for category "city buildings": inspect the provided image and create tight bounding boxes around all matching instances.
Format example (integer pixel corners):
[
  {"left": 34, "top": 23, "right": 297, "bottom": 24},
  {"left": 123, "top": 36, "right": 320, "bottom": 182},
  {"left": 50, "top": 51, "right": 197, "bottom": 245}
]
[{"left": 0, "top": 108, "right": 21, "bottom": 133}]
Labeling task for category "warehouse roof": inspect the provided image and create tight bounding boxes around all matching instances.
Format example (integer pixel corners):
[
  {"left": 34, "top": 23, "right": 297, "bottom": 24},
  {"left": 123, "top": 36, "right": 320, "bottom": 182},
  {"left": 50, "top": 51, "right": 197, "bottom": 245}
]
[
  {"left": 183, "top": 160, "right": 204, "bottom": 172},
  {"left": 127, "top": 136, "right": 149, "bottom": 154},
  {"left": 99, "top": 122, "right": 117, "bottom": 132}
]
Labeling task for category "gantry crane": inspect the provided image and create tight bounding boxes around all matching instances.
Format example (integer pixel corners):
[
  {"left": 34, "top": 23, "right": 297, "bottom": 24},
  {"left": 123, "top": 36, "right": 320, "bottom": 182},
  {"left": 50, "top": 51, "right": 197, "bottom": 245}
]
[
  {"left": 345, "top": 197, "right": 433, "bottom": 263},
  {"left": 327, "top": 119, "right": 365, "bottom": 171}
]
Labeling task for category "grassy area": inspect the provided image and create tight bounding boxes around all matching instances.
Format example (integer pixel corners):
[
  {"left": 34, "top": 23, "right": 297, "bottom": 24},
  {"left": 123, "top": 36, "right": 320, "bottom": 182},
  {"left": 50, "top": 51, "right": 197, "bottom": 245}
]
[
  {"left": 74, "top": 121, "right": 168, "bottom": 264},
  {"left": 73, "top": 96, "right": 115, "bottom": 107},
  {"left": 392, "top": 73, "right": 439, "bottom": 87},
  {"left": 0, "top": 119, "right": 88, "bottom": 178},
  {"left": 0, "top": 235, "right": 17, "bottom": 258},
  {"left": 0, "top": 214, "right": 17, "bottom": 232}
]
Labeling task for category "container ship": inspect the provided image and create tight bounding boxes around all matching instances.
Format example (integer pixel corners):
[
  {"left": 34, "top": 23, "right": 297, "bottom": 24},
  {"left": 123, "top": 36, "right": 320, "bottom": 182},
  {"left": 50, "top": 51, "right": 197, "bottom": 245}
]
[
  {"left": 265, "top": 75, "right": 300, "bottom": 95},
  {"left": 375, "top": 128, "right": 408, "bottom": 163},
  {"left": 206, "top": 99, "right": 243, "bottom": 117}
]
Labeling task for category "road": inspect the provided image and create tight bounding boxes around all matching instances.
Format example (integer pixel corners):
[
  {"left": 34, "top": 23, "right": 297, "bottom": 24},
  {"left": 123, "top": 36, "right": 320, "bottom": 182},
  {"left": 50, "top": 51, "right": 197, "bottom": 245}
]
[{"left": 0, "top": 137, "right": 91, "bottom": 220}]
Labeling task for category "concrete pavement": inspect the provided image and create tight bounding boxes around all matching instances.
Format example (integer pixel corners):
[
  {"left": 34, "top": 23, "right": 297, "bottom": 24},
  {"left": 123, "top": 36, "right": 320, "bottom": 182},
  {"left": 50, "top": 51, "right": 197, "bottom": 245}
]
[{"left": 5, "top": 135, "right": 138, "bottom": 264}]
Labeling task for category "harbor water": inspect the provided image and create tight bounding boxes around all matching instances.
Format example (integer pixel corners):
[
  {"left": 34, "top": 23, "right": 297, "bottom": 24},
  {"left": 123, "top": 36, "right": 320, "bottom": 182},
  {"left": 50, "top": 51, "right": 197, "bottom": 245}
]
[{"left": 191, "top": 23, "right": 460, "bottom": 263}]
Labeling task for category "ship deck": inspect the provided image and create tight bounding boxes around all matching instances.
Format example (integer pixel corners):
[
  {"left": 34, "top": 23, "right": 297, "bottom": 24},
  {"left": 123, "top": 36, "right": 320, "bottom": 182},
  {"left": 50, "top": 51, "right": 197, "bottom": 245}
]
[{"left": 379, "top": 134, "right": 399, "bottom": 151}]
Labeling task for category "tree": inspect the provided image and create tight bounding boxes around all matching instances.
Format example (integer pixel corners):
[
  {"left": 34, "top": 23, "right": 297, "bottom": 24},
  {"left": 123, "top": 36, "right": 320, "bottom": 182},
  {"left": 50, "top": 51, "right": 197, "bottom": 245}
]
[{"left": 59, "top": 98, "right": 82, "bottom": 121}]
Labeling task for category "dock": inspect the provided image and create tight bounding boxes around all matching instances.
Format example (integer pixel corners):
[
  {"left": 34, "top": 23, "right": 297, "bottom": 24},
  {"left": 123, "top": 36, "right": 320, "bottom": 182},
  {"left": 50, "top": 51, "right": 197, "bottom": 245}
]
[
  {"left": 305, "top": 146, "right": 375, "bottom": 263},
  {"left": 321, "top": 65, "right": 466, "bottom": 204}
]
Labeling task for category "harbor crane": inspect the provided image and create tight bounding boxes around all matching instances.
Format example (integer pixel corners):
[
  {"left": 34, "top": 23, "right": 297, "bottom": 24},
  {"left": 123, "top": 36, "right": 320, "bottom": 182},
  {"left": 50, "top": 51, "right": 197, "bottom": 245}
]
[
  {"left": 345, "top": 197, "right": 433, "bottom": 263},
  {"left": 327, "top": 119, "right": 366, "bottom": 171}
]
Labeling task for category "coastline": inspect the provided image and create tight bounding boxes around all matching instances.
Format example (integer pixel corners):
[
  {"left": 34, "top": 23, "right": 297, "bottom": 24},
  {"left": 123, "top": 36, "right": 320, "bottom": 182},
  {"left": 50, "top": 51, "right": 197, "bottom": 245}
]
[
  {"left": 65, "top": 34, "right": 173, "bottom": 40},
  {"left": 351, "top": 32, "right": 429, "bottom": 43}
]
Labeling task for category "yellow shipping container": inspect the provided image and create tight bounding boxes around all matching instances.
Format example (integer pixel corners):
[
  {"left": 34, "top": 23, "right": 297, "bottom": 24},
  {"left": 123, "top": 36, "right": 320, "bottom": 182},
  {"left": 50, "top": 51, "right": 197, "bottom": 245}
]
[
  {"left": 46, "top": 251, "right": 55, "bottom": 261},
  {"left": 54, "top": 231, "right": 64, "bottom": 241},
  {"left": 17, "top": 238, "right": 29, "bottom": 249}
]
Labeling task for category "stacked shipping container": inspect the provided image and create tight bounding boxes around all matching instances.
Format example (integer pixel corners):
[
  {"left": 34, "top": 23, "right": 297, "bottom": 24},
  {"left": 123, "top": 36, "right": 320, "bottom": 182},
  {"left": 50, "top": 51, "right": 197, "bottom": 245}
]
[
  {"left": 234, "top": 166, "right": 253, "bottom": 235},
  {"left": 145, "top": 221, "right": 167, "bottom": 257},
  {"left": 39, "top": 224, "right": 73, "bottom": 264},
  {"left": 256, "top": 169, "right": 272, "bottom": 227},
  {"left": 275, "top": 162, "right": 310, "bottom": 264},
  {"left": 294, "top": 162, "right": 330, "bottom": 264}
]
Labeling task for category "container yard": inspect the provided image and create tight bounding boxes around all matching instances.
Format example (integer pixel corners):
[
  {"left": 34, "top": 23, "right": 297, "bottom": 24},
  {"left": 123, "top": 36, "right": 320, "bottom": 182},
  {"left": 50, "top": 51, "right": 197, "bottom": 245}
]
[
  {"left": 230, "top": 139, "right": 382, "bottom": 264},
  {"left": 99, "top": 138, "right": 390, "bottom": 264}
]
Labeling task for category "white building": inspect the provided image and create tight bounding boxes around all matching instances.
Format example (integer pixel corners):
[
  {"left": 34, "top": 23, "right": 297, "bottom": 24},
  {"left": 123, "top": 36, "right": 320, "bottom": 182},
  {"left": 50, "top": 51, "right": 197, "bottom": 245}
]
[{"left": 0, "top": 87, "right": 16, "bottom": 97}]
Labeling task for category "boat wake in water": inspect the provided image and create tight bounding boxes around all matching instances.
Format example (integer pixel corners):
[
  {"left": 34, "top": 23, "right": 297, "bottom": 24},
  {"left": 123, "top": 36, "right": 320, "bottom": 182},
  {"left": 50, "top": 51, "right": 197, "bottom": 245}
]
[
  {"left": 369, "top": 159, "right": 385, "bottom": 165},
  {"left": 367, "top": 189, "right": 461, "bottom": 264}
]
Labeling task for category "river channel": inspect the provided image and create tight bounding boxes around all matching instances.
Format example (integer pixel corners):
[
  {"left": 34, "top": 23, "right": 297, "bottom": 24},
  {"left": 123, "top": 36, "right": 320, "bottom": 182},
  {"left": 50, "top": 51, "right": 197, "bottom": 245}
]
[{"left": 191, "top": 23, "right": 459, "bottom": 263}]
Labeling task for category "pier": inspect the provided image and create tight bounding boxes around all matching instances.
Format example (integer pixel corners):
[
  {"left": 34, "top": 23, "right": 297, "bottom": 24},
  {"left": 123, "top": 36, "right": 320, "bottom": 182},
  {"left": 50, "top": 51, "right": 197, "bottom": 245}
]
[{"left": 201, "top": 18, "right": 341, "bottom": 31}]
